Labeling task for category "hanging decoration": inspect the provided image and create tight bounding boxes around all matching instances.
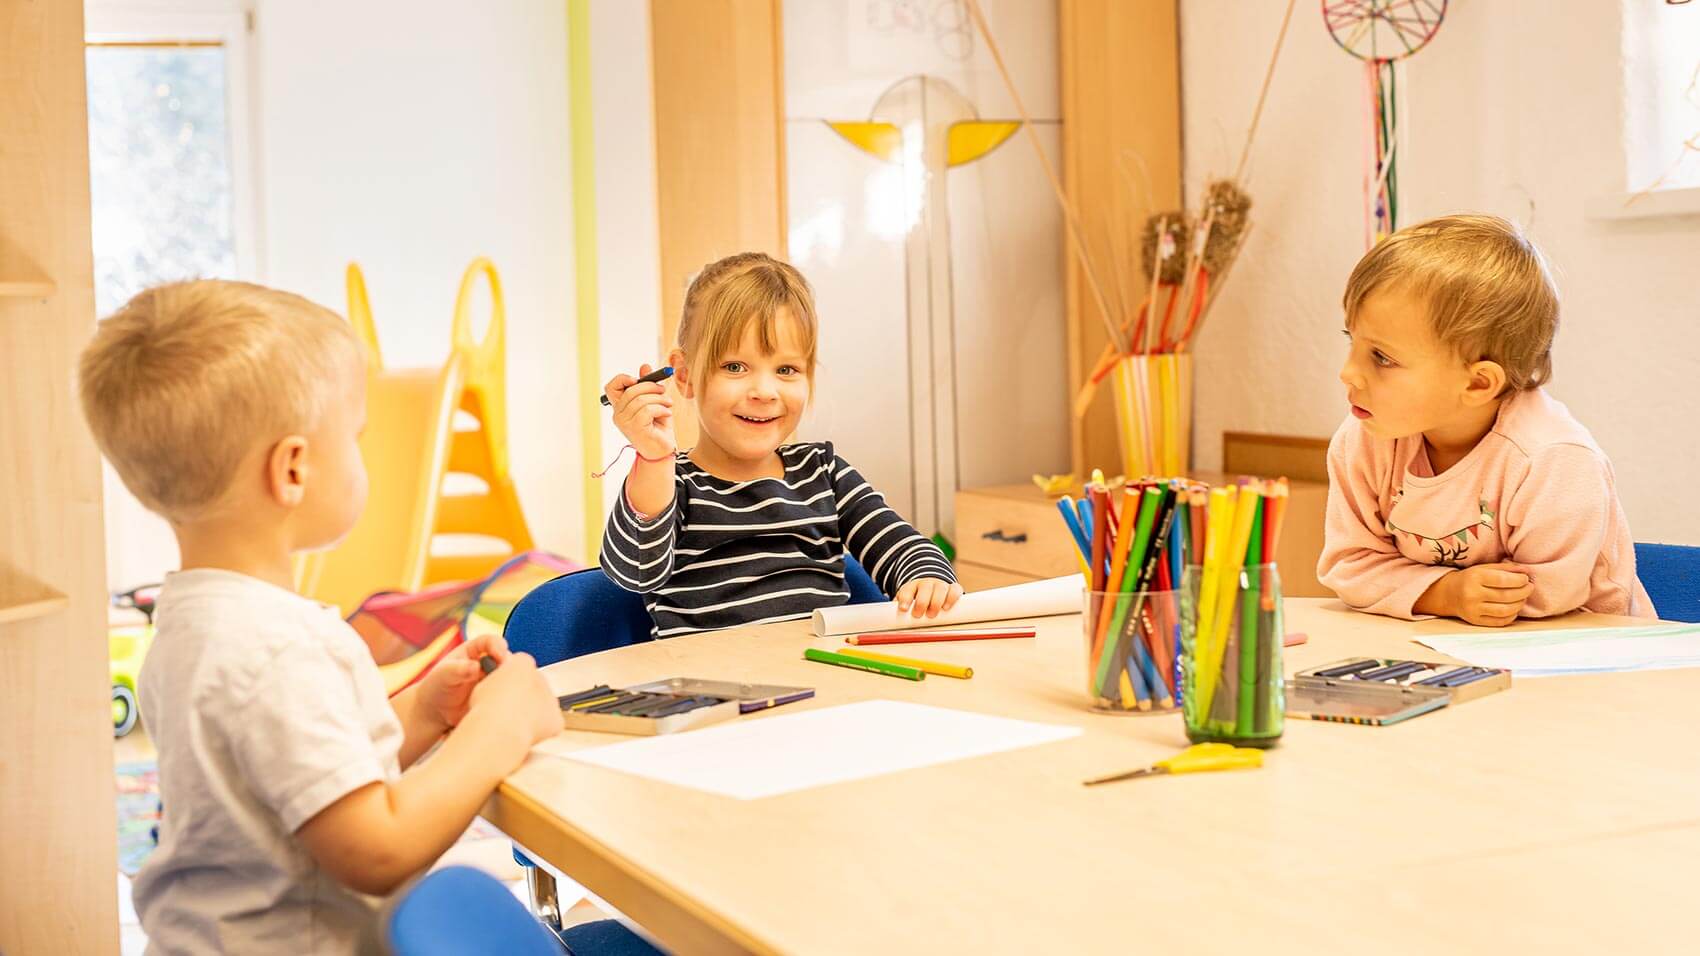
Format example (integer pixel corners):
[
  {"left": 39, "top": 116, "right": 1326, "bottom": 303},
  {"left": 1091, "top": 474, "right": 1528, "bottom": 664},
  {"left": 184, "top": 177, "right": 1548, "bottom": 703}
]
[{"left": 1323, "top": 0, "right": 1448, "bottom": 247}]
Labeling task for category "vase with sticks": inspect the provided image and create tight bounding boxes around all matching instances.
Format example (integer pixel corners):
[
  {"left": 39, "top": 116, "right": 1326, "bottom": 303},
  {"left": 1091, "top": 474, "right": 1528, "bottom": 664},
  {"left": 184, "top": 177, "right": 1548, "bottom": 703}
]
[{"left": 964, "top": 0, "right": 1294, "bottom": 480}]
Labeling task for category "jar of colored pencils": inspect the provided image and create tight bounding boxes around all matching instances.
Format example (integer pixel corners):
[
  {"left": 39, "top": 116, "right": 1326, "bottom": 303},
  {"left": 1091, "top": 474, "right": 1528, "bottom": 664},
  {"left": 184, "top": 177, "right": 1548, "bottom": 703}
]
[
  {"left": 1083, "top": 588, "right": 1181, "bottom": 714},
  {"left": 1179, "top": 564, "right": 1284, "bottom": 746}
]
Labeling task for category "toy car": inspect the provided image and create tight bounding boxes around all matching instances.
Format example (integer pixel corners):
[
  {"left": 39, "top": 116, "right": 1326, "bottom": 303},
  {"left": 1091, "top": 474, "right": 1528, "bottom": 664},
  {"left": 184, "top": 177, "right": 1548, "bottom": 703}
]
[
  {"left": 110, "top": 585, "right": 159, "bottom": 738},
  {"left": 110, "top": 623, "right": 152, "bottom": 737}
]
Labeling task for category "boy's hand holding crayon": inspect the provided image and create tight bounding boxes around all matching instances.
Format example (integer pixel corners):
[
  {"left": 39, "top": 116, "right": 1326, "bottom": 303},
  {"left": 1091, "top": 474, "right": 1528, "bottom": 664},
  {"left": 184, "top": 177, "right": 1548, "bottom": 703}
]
[
  {"left": 416, "top": 634, "right": 560, "bottom": 752},
  {"left": 896, "top": 578, "right": 964, "bottom": 619},
  {"left": 415, "top": 634, "right": 517, "bottom": 731},
  {"left": 605, "top": 363, "right": 676, "bottom": 461}
]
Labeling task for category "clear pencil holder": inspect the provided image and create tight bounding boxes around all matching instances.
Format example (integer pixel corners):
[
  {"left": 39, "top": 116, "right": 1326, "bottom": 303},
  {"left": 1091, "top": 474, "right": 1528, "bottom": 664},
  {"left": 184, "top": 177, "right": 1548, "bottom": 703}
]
[
  {"left": 1179, "top": 564, "right": 1284, "bottom": 746},
  {"left": 1083, "top": 589, "right": 1182, "bottom": 714}
]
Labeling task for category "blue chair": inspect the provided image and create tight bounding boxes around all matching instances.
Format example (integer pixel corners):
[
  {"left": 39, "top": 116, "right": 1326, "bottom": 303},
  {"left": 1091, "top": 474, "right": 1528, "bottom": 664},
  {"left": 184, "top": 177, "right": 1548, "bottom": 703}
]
[
  {"left": 382, "top": 865, "right": 663, "bottom": 955},
  {"left": 1635, "top": 543, "right": 1700, "bottom": 622},
  {"left": 504, "top": 553, "right": 888, "bottom": 666}
]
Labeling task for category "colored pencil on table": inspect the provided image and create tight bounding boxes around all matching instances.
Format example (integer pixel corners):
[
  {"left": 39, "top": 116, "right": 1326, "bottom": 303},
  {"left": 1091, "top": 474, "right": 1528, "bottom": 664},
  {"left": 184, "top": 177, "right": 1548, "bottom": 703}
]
[
  {"left": 838, "top": 648, "right": 973, "bottom": 679},
  {"left": 847, "top": 630, "right": 1036, "bottom": 645},
  {"left": 804, "top": 647, "right": 925, "bottom": 680}
]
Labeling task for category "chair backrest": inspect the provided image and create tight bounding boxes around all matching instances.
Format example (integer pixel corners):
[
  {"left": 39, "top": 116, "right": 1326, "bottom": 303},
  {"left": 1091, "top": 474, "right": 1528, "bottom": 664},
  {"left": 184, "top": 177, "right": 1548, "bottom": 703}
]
[
  {"left": 382, "top": 865, "right": 559, "bottom": 956},
  {"left": 843, "top": 553, "right": 887, "bottom": 606},
  {"left": 504, "top": 568, "right": 653, "bottom": 666},
  {"left": 1635, "top": 543, "right": 1700, "bottom": 622},
  {"left": 505, "top": 555, "right": 890, "bottom": 667}
]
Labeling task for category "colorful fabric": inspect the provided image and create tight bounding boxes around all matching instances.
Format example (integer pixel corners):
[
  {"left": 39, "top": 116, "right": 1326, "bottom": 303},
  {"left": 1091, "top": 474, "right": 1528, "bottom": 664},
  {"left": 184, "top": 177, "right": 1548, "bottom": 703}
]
[{"left": 345, "top": 550, "right": 582, "bottom": 693}]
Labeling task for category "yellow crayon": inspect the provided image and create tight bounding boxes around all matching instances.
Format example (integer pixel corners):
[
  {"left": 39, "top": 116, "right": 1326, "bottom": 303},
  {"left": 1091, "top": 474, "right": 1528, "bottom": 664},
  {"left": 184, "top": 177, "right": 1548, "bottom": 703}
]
[{"left": 838, "top": 648, "right": 973, "bottom": 680}]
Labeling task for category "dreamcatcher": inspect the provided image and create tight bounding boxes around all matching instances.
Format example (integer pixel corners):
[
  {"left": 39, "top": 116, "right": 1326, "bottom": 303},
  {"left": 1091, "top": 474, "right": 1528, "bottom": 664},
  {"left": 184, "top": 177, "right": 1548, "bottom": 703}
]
[{"left": 1323, "top": 0, "right": 1448, "bottom": 247}]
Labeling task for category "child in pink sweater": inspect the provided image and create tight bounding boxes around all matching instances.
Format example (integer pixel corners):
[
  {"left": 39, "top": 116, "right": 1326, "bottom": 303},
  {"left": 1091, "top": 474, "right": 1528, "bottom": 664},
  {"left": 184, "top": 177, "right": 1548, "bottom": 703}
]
[{"left": 1318, "top": 215, "right": 1655, "bottom": 626}]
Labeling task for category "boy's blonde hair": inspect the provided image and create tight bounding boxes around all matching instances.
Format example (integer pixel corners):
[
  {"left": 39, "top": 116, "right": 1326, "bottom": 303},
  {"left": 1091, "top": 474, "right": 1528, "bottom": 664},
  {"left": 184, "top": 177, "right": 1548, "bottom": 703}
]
[
  {"left": 677, "top": 252, "right": 818, "bottom": 389},
  {"left": 1343, "top": 214, "right": 1559, "bottom": 391},
  {"left": 79, "top": 280, "right": 363, "bottom": 523}
]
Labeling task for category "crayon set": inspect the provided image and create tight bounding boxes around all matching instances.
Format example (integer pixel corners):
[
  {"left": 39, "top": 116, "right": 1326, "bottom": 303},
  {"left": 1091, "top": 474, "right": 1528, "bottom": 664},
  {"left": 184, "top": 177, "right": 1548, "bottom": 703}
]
[
  {"left": 1285, "top": 658, "right": 1511, "bottom": 726},
  {"left": 557, "top": 678, "right": 813, "bottom": 736}
]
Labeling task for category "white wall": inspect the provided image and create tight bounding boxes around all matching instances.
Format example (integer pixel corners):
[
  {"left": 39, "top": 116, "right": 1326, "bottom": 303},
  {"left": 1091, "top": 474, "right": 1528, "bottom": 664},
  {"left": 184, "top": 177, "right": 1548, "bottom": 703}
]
[
  {"left": 256, "top": 0, "right": 584, "bottom": 557},
  {"left": 586, "top": 0, "right": 663, "bottom": 546},
  {"left": 1181, "top": 0, "right": 1700, "bottom": 545}
]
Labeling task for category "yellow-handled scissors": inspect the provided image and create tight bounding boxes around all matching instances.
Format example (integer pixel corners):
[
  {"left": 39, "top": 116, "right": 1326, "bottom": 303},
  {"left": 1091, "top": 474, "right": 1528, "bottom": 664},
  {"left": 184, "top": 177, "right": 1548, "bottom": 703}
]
[{"left": 1082, "top": 742, "right": 1264, "bottom": 786}]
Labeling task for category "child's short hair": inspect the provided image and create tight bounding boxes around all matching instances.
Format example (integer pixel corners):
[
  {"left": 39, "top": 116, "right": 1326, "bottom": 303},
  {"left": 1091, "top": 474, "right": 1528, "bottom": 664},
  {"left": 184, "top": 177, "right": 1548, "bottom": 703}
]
[
  {"left": 79, "top": 280, "right": 362, "bottom": 523},
  {"left": 678, "top": 252, "right": 818, "bottom": 389},
  {"left": 1343, "top": 214, "right": 1559, "bottom": 391}
]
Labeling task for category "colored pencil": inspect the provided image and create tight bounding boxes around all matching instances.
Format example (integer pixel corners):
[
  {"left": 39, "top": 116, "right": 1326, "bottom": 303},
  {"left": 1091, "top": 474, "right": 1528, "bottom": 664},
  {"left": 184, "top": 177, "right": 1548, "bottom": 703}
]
[
  {"left": 847, "top": 630, "right": 1036, "bottom": 645},
  {"left": 1092, "top": 486, "right": 1144, "bottom": 661},
  {"left": 1237, "top": 496, "right": 1265, "bottom": 733},
  {"left": 1088, "top": 485, "right": 1110, "bottom": 622},
  {"left": 803, "top": 648, "right": 925, "bottom": 680},
  {"left": 838, "top": 648, "right": 973, "bottom": 679},
  {"left": 1057, "top": 496, "right": 1091, "bottom": 575}
]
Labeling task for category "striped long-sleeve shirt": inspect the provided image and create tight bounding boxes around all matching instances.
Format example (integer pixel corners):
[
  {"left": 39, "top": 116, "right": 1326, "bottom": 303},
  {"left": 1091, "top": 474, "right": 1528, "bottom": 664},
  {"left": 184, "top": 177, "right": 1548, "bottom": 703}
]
[{"left": 600, "top": 441, "right": 956, "bottom": 638}]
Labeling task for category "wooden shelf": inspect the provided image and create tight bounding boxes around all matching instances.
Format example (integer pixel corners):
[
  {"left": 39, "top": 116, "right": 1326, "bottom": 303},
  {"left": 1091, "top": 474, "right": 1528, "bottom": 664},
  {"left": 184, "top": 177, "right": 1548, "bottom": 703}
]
[
  {"left": 0, "top": 243, "right": 56, "bottom": 299},
  {"left": 0, "top": 570, "right": 68, "bottom": 626}
]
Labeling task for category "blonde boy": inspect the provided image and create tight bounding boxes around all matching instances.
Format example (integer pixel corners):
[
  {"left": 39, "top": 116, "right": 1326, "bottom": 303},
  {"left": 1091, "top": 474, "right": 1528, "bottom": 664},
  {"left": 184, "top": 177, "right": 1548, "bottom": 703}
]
[
  {"left": 80, "top": 281, "right": 561, "bottom": 953},
  {"left": 1319, "top": 215, "right": 1654, "bottom": 625}
]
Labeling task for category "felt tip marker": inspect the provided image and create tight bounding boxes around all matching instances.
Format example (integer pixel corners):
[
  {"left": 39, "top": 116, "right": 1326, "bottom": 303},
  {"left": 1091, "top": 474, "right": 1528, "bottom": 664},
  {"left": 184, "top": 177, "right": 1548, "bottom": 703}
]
[{"left": 601, "top": 366, "right": 675, "bottom": 406}]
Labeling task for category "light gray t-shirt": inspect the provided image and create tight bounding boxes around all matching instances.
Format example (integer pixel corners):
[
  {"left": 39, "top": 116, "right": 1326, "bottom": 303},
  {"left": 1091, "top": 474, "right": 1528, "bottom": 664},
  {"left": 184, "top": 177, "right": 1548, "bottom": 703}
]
[{"left": 133, "top": 569, "right": 404, "bottom": 955}]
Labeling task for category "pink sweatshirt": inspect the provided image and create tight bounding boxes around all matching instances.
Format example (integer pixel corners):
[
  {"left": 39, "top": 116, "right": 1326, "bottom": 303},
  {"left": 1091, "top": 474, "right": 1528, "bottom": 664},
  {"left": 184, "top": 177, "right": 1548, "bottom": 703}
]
[{"left": 1318, "top": 388, "right": 1654, "bottom": 620}]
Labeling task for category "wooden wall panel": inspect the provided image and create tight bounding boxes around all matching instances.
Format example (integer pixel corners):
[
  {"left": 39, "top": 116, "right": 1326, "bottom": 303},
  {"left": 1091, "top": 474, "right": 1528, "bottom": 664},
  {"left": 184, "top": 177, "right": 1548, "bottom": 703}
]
[
  {"left": 0, "top": 0, "right": 121, "bottom": 951},
  {"left": 649, "top": 0, "right": 787, "bottom": 448},
  {"left": 1059, "top": 0, "right": 1183, "bottom": 478}
]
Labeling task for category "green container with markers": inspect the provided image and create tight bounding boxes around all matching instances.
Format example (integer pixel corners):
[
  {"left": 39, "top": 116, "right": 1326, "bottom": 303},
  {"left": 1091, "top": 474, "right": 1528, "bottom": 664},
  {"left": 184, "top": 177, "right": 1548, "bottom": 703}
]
[{"left": 1180, "top": 563, "right": 1284, "bottom": 747}]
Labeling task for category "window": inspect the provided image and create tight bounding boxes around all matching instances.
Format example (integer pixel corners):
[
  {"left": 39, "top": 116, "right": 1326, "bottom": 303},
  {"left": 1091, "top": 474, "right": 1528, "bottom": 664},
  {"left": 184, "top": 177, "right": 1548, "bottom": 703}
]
[
  {"left": 85, "top": 4, "right": 259, "bottom": 592},
  {"left": 1624, "top": 0, "right": 1700, "bottom": 193},
  {"left": 85, "top": 5, "right": 258, "bottom": 314}
]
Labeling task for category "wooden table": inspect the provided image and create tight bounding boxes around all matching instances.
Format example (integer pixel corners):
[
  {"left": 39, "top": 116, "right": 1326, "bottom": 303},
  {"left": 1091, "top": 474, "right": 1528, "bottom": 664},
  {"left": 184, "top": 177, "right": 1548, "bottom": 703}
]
[{"left": 482, "top": 600, "right": 1700, "bottom": 955}]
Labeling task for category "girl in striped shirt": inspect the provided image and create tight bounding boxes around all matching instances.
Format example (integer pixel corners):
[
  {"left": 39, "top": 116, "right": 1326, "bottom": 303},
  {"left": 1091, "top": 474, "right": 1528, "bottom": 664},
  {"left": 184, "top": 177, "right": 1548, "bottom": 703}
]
[{"left": 600, "top": 253, "right": 961, "bottom": 638}]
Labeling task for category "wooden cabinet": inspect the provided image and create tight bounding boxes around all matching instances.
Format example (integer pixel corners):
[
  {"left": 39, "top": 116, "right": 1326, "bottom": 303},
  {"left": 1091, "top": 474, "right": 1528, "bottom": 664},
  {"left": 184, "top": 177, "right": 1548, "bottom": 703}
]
[
  {"left": 954, "top": 477, "right": 1332, "bottom": 599},
  {"left": 0, "top": 0, "right": 120, "bottom": 951}
]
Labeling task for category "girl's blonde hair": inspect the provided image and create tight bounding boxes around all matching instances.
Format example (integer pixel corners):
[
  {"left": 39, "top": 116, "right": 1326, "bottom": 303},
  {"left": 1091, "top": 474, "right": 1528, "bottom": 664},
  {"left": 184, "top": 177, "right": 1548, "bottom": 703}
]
[
  {"left": 677, "top": 252, "right": 818, "bottom": 389},
  {"left": 1343, "top": 214, "right": 1559, "bottom": 391}
]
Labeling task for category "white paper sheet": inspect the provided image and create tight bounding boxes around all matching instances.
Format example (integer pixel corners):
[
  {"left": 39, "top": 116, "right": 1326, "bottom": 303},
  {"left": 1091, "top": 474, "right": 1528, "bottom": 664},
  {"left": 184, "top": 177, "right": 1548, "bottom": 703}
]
[
  {"left": 1416, "top": 623, "right": 1700, "bottom": 677},
  {"left": 812, "top": 574, "right": 1084, "bottom": 637},
  {"left": 554, "top": 700, "right": 1082, "bottom": 799}
]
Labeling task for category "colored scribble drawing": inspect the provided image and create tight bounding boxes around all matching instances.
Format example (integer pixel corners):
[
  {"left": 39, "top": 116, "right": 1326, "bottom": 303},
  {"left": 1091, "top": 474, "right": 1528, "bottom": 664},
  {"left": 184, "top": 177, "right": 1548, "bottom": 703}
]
[{"left": 863, "top": 0, "right": 973, "bottom": 61}]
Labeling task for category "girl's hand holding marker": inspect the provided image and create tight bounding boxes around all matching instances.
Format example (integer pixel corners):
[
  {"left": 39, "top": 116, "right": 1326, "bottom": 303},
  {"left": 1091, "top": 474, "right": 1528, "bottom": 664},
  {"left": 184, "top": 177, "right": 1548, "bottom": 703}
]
[{"left": 603, "top": 364, "right": 677, "bottom": 461}]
